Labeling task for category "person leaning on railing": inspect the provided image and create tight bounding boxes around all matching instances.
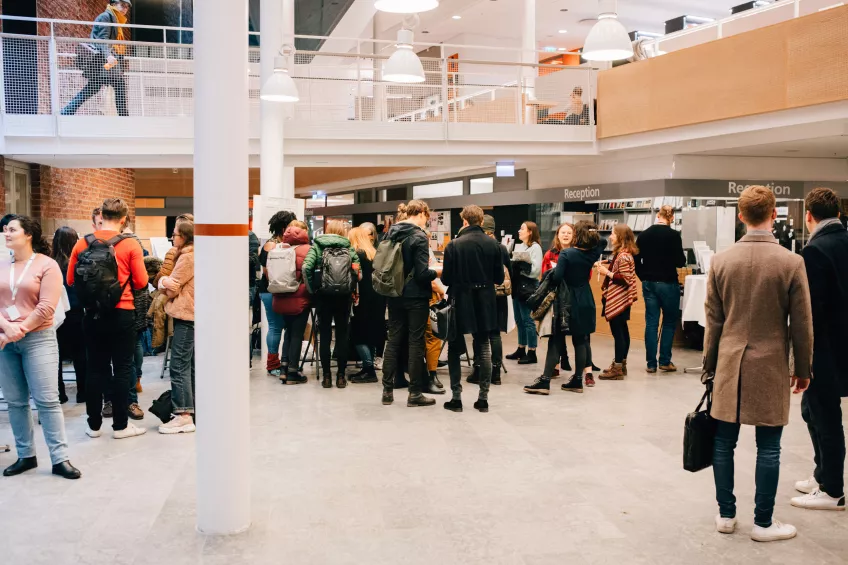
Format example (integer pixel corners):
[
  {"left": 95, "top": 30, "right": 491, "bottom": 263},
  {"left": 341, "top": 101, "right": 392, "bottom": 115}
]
[{"left": 60, "top": 0, "right": 132, "bottom": 117}]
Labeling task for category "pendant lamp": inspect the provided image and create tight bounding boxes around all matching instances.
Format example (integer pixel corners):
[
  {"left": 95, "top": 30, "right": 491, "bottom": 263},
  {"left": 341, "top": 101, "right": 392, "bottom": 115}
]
[
  {"left": 374, "top": 0, "right": 438, "bottom": 14},
  {"left": 261, "top": 50, "right": 300, "bottom": 103},
  {"left": 582, "top": 0, "right": 633, "bottom": 62},
  {"left": 383, "top": 29, "right": 425, "bottom": 83}
]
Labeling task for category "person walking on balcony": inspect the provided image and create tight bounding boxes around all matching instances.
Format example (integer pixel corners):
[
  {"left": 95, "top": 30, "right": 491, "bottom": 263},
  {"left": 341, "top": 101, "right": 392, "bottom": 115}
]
[{"left": 61, "top": 0, "right": 132, "bottom": 117}]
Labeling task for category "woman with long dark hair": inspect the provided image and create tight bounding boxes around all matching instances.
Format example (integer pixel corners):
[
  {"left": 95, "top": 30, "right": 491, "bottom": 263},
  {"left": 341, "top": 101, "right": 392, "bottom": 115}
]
[
  {"left": 597, "top": 224, "right": 639, "bottom": 380},
  {"left": 506, "top": 221, "right": 543, "bottom": 365},
  {"left": 51, "top": 226, "right": 87, "bottom": 404},
  {"left": 0, "top": 216, "right": 80, "bottom": 479}
]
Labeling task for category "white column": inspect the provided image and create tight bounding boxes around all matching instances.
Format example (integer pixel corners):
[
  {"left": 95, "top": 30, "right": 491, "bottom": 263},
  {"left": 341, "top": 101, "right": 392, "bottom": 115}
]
[
  {"left": 194, "top": 0, "right": 251, "bottom": 535},
  {"left": 260, "top": 0, "right": 285, "bottom": 199},
  {"left": 521, "top": 0, "right": 536, "bottom": 115}
]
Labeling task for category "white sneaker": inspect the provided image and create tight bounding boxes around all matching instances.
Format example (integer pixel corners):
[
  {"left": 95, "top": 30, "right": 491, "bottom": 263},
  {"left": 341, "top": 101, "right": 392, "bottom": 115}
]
[
  {"left": 158, "top": 414, "right": 196, "bottom": 435},
  {"left": 794, "top": 475, "right": 819, "bottom": 494},
  {"left": 85, "top": 425, "right": 102, "bottom": 438},
  {"left": 751, "top": 520, "right": 797, "bottom": 542},
  {"left": 715, "top": 515, "right": 737, "bottom": 534},
  {"left": 113, "top": 423, "right": 147, "bottom": 440},
  {"left": 791, "top": 488, "right": 846, "bottom": 511}
]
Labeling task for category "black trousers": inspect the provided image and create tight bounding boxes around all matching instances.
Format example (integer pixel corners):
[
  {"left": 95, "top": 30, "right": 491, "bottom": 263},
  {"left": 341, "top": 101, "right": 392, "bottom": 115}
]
[
  {"left": 283, "top": 310, "right": 310, "bottom": 374},
  {"left": 84, "top": 309, "right": 135, "bottom": 431},
  {"left": 801, "top": 380, "right": 845, "bottom": 497},
  {"left": 473, "top": 331, "right": 502, "bottom": 368},
  {"left": 544, "top": 333, "right": 591, "bottom": 378},
  {"left": 57, "top": 307, "right": 87, "bottom": 401},
  {"left": 62, "top": 70, "right": 128, "bottom": 116},
  {"left": 317, "top": 296, "right": 351, "bottom": 376},
  {"left": 382, "top": 297, "right": 429, "bottom": 394},
  {"left": 608, "top": 314, "right": 631, "bottom": 363},
  {"left": 452, "top": 331, "right": 494, "bottom": 400}
]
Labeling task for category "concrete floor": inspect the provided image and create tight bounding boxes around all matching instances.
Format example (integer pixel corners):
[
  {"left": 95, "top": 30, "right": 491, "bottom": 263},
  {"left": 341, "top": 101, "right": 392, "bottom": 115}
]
[{"left": 1, "top": 334, "right": 846, "bottom": 565}]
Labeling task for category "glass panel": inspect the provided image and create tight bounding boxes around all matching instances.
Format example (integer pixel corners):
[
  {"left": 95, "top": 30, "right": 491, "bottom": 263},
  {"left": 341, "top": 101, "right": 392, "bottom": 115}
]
[
  {"left": 326, "top": 193, "right": 354, "bottom": 207},
  {"left": 470, "top": 177, "right": 494, "bottom": 195},
  {"left": 412, "top": 180, "right": 463, "bottom": 199},
  {"left": 15, "top": 173, "right": 29, "bottom": 215}
]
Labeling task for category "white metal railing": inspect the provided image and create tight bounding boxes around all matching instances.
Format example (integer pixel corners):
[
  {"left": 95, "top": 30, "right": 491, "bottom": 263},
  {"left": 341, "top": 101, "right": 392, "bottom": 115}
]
[
  {"left": 0, "top": 16, "right": 596, "bottom": 129},
  {"left": 644, "top": 0, "right": 843, "bottom": 56}
]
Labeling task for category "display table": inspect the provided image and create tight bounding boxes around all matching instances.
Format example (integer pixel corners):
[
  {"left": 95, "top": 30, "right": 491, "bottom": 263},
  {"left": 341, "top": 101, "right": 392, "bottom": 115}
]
[{"left": 681, "top": 274, "right": 708, "bottom": 328}]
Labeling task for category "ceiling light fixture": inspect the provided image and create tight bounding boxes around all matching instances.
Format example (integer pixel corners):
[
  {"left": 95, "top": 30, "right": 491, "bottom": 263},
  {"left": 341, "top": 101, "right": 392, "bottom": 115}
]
[
  {"left": 374, "top": 0, "right": 438, "bottom": 14},
  {"left": 452, "top": 15, "right": 462, "bottom": 20},
  {"left": 558, "top": 29, "right": 567, "bottom": 33},
  {"left": 582, "top": 0, "right": 633, "bottom": 62},
  {"left": 260, "top": 45, "right": 300, "bottom": 102},
  {"left": 383, "top": 29, "right": 425, "bottom": 83}
]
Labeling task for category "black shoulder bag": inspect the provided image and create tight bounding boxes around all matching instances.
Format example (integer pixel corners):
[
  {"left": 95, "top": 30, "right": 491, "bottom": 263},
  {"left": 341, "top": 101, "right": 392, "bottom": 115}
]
[{"left": 683, "top": 372, "right": 718, "bottom": 473}]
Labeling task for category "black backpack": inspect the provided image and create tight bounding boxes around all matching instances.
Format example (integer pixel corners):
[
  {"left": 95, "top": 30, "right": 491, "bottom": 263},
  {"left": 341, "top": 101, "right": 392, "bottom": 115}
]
[
  {"left": 319, "top": 247, "right": 354, "bottom": 295},
  {"left": 74, "top": 234, "right": 133, "bottom": 316}
]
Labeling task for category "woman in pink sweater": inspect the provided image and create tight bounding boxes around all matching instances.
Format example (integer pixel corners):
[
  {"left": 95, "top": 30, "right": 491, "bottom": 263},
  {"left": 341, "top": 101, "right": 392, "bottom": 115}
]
[{"left": 0, "top": 216, "right": 80, "bottom": 479}]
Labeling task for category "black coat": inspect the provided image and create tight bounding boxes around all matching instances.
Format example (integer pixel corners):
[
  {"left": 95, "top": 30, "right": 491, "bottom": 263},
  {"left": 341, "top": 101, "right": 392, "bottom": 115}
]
[
  {"left": 801, "top": 221, "right": 848, "bottom": 396},
  {"left": 351, "top": 251, "right": 387, "bottom": 347},
  {"left": 551, "top": 244, "right": 603, "bottom": 336},
  {"left": 386, "top": 222, "right": 437, "bottom": 300},
  {"left": 497, "top": 243, "right": 511, "bottom": 333},
  {"left": 441, "top": 225, "right": 505, "bottom": 335}
]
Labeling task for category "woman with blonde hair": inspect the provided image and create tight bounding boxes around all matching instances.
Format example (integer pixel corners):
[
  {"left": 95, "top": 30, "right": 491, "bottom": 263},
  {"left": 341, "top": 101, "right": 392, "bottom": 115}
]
[
  {"left": 302, "top": 219, "right": 360, "bottom": 388},
  {"left": 348, "top": 226, "right": 386, "bottom": 384},
  {"left": 597, "top": 224, "right": 639, "bottom": 380}
]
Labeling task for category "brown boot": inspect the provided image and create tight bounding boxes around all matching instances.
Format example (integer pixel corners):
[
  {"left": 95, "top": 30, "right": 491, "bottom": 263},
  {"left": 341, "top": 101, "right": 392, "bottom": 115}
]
[
  {"left": 622, "top": 359, "right": 628, "bottom": 376},
  {"left": 599, "top": 363, "right": 625, "bottom": 381},
  {"left": 599, "top": 360, "right": 616, "bottom": 379}
]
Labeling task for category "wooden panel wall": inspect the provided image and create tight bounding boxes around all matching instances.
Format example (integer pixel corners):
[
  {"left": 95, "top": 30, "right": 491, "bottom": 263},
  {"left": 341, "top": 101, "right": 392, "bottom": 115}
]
[{"left": 598, "top": 5, "right": 848, "bottom": 139}]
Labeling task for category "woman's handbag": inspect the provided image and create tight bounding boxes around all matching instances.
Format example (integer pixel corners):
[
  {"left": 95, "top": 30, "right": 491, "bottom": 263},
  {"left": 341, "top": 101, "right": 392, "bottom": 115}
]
[
  {"left": 525, "top": 271, "right": 553, "bottom": 312},
  {"left": 430, "top": 299, "right": 455, "bottom": 342},
  {"left": 683, "top": 372, "right": 718, "bottom": 472}
]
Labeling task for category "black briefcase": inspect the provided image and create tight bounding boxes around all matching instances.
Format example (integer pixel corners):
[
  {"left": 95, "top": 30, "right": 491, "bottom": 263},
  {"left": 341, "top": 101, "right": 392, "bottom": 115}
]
[
  {"left": 683, "top": 372, "right": 718, "bottom": 472},
  {"left": 430, "top": 300, "right": 455, "bottom": 342}
]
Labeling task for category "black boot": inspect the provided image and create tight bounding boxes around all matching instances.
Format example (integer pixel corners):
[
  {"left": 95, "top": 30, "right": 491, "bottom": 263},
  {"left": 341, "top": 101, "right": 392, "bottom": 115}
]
[
  {"left": 425, "top": 373, "right": 446, "bottom": 395},
  {"left": 350, "top": 367, "right": 378, "bottom": 384},
  {"left": 561, "top": 374, "right": 584, "bottom": 394},
  {"left": 491, "top": 364, "right": 502, "bottom": 385},
  {"left": 322, "top": 374, "right": 333, "bottom": 389},
  {"left": 506, "top": 347, "right": 526, "bottom": 361},
  {"left": 336, "top": 372, "right": 347, "bottom": 389},
  {"left": 444, "top": 398, "right": 463, "bottom": 412},
  {"left": 473, "top": 399, "right": 489, "bottom": 413},
  {"left": 524, "top": 377, "right": 551, "bottom": 395},
  {"left": 407, "top": 393, "right": 436, "bottom": 407},
  {"left": 431, "top": 371, "right": 444, "bottom": 390},
  {"left": 284, "top": 371, "right": 308, "bottom": 385},
  {"left": 467, "top": 365, "right": 480, "bottom": 384},
  {"left": 3, "top": 456, "right": 37, "bottom": 477},
  {"left": 52, "top": 461, "right": 81, "bottom": 480},
  {"left": 382, "top": 388, "right": 394, "bottom": 405},
  {"left": 518, "top": 349, "right": 538, "bottom": 365}
]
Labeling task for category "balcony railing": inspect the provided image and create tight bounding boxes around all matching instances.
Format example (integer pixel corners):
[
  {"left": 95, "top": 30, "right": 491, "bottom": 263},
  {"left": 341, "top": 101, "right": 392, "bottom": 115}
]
[{"left": 0, "top": 16, "right": 595, "bottom": 134}]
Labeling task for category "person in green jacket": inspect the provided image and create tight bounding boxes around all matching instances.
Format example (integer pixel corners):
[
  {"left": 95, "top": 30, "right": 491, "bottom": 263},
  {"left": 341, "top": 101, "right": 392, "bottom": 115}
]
[{"left": 302, "top": 220, "right": 360, "bottom": 389}]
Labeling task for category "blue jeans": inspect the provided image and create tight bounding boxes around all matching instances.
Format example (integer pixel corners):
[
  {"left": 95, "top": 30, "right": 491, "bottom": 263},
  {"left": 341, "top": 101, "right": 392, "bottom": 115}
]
[
  {"left": 260, "top": 292, "right": 287, "bottom": 361},
  {"left": 355, "top": 344, "right": 375, "bottom": 369},
  {"left": 642, "top": 281, "right": 680, "bottom": 368},
  {"left": 129, "top": 332, "right": 143, "bottom": 404},
  {"left": 0, "top": 329, "right": 70, "bottom": 465},
  {"left": 512, "top": 298, "right": 537, "bottom": 349},
  {"left": 713, "top": 421, "right": 783, "bottom": 528},
  {"left": 170, "top": 319, "right": 195, "bottom": 414}
]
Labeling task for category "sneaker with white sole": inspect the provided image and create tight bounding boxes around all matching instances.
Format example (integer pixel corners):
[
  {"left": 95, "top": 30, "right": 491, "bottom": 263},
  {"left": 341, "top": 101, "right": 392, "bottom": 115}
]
[
  {"left": 158, "top": 414, "right": 196, "bottom": 435},
  {"left": 715, "top": 515, "right": 737, "bottom": 534},
  {"left": 794, "top": 475, "right": 819, "bottom": 494},
  {"left": 791, "top": 488, "right": 846, "bottom": 511},
  {"left": 750, "top": 520, "right": 797, "bottom": 542},
  {"left": 85, "top": 425, "right": 102, "bottom": 438},
  {"left": 113, "top": 423, "right": 147, "bottom": 440}
]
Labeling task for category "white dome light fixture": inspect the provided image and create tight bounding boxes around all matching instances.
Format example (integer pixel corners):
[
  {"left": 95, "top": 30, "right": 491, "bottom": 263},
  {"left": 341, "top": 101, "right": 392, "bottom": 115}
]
[
  {"left": 374, "top": 0, "right": 438, "bottom": 14},
  {"left": 383, "top": 29, "right": 425, "bottom": 83},
  {"left": 582, "top": 0, "right": 633, "bottom": 62},
  {"left": 261, "top": 47, "right": 299, "bottom": 103}
]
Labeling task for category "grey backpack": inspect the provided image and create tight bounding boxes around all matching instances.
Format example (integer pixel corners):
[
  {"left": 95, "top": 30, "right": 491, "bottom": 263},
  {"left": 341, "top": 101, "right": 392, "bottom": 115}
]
[
  {"left": 372, "top": 238, "right": 411, "bottom": 298},
  {"left": 266, "top": 244, "right": 300, "bottom": 294}
]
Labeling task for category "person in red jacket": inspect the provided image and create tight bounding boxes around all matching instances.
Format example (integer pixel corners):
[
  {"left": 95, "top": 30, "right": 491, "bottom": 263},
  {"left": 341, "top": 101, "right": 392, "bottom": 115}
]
[
  {"left": 271, "top": 221, "right": 311, "bottom": 385},
  {"left": 542, "top": 223, "right": 574, "bottom": 375}
]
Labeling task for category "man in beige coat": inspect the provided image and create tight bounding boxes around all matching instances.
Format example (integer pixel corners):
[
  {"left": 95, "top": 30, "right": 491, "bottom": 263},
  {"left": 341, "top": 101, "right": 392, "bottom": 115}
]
[{"left": 703, "top": 185, "right": 813, "bottom": 542}]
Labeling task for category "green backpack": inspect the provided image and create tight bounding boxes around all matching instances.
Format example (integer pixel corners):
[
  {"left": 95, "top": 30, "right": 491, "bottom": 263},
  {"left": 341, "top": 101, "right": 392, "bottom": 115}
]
[{"left": 372, "top": 238, "right": 412, "bottom": 298}]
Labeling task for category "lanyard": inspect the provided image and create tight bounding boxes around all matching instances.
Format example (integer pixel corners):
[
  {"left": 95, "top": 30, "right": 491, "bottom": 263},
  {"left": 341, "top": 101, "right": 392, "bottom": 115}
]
[{"left": 10, "top": 253, "right": 36, "bottom": 302}]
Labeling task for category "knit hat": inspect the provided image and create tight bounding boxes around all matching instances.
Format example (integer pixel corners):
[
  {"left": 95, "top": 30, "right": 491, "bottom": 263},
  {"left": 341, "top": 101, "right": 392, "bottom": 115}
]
[{"left": 482, "top": 215, "right": 496, "bottom": 234}]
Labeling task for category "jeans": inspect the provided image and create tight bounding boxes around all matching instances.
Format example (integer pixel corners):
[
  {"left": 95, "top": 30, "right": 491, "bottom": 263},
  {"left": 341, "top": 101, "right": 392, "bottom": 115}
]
[
  {"left": 513, "top": 298, "right": 537, "bottom": 349},
  {"left": 642, "top": 281, "right": 680, "bottom": 368},
  {"left": 608, "top": 310, "right": 631, "bottom": 363},
  {"left": 260, "top": 293, "right": 287, "bottom": 368},
  {"left": 713, "top": 421, "right": 783, "bottom": 527},
  {"left": 382, "top": 297, "right": 429, "bottom": 394},
  {"left": 85, "top": 309, "right": 136, "bottom": 432},
  {"left": 473, "top": 332, "right": 502, "bottom": 369},
  {"left": 61, "top": 71, "right": 128, "bottom": 116},
  {"left": 318, "top": 296, "right": 351, "bottom": 376},
  {"left": 128, "top": 332, "right": 143, "bottom": 405},
  {"left": 451, "top": 331, "right": 493, "bottom": 400},
  {"left": 355, "top": 344, "right": 375, "bottom": 370},
  {"left": 802, "top": 380, "right": 845, "bottom": 497},
  {"left": 170, "top": 319, "right": 196, "bottom": 414},
  {"left": 0, "top": 329, "right": 69, "bottom": 465},
  {"left": 57, "top": 307, "right": 86, "bottom": 402},
  {"left": 283, "top": 310, "right": 310, "bottom": 373}
]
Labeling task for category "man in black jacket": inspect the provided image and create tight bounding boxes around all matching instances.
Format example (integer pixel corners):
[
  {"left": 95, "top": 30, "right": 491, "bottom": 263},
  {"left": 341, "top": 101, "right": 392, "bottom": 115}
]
[
  {"left": 634, "top": 205, "right": 686, "bottom": 373},
  {"left": 441, "top": 206, "right": 505, "bottom": 413},
  {"left": 381, "top": 201, "right": 439, "bottom": 408},
  {"left": 61, "top": 1, "right": 132, "bottom": 116},
  {"left": 791, "top": 188, "right": 848, "bottom": 511}
]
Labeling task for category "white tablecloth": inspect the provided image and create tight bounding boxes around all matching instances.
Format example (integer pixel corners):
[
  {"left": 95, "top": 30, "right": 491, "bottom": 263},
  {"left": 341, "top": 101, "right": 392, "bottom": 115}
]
[{"left": 681, "top": 274, "right": 708, "bottom": 328}]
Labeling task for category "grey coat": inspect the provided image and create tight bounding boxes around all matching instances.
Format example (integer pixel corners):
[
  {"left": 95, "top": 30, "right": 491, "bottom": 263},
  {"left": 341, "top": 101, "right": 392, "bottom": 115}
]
[{"left": 703, "top": 232, "right": 813, "bottom": 427}]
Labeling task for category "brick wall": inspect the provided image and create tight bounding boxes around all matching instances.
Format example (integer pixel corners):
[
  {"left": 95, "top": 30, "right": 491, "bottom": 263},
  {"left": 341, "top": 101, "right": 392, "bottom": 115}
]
[
  {"left": 37, "top": 0, "right": 106, "bottom": 37},
  {"left": 32, "top": 166, "right": 135, "bottom": 236}
]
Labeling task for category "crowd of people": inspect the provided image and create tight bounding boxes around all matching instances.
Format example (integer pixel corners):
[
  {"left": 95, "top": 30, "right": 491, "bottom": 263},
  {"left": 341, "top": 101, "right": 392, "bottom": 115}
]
[{"left": 0, "top": 185, "right": 846, "bottom": 547}]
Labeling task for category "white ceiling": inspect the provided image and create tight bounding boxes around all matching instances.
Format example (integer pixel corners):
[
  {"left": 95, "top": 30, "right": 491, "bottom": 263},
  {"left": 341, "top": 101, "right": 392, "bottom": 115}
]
[
  {"left": 695, "top": 136, "right": 848, "bottom": 159},
  {"left": 372, "top": 0, "right": 743, "bottom": 50}
]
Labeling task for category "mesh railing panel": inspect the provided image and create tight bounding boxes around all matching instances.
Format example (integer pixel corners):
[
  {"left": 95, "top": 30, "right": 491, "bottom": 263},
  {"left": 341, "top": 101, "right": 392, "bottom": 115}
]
[{"left": 2, "top": 35, "right": 51, "bottom": 115}]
